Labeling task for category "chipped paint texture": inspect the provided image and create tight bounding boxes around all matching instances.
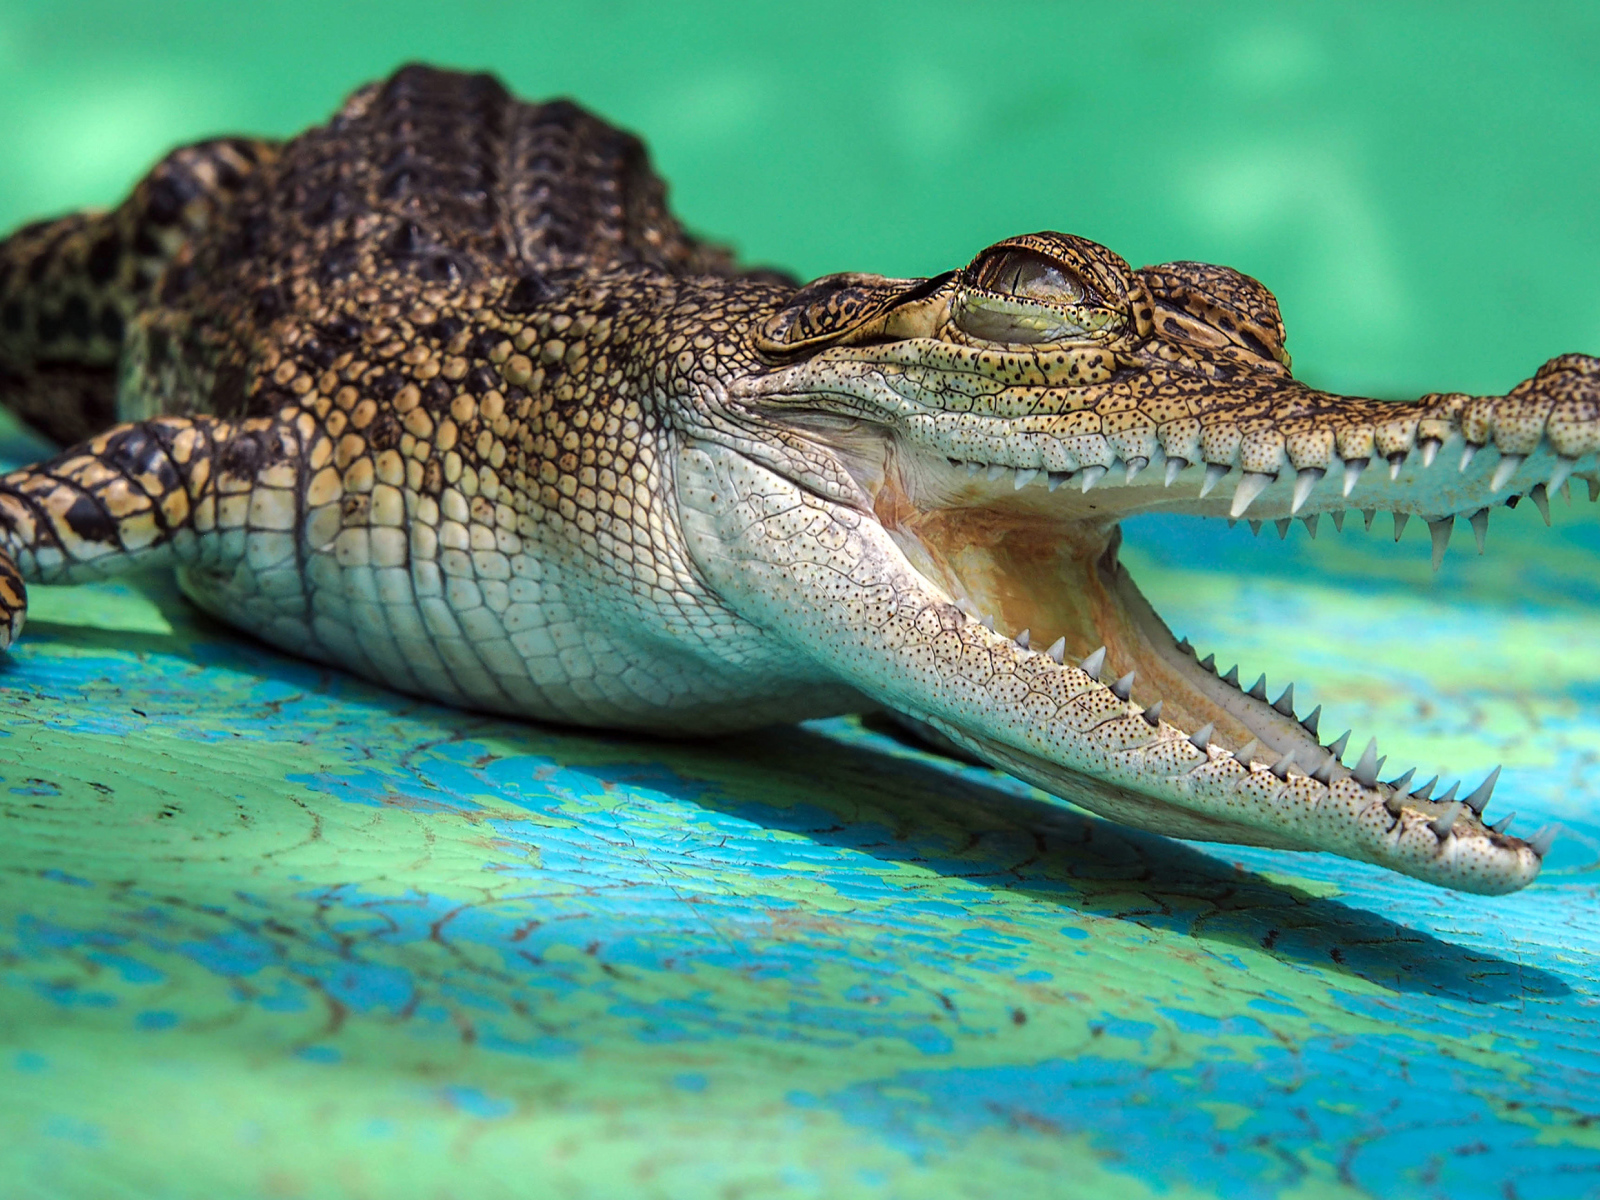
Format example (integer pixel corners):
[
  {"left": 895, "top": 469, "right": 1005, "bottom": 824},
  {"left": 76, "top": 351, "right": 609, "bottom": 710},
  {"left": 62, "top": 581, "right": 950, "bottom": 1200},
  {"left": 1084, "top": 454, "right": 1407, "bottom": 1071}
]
[{"left": 1, "top": 415, "right": 1597, "bottom": 1199}]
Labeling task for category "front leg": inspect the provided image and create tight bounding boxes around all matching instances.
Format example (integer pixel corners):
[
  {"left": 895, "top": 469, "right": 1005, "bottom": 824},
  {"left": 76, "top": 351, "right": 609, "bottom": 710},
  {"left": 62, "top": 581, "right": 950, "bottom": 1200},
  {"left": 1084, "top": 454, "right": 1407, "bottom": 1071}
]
[
  {"left": 676, "top": 442, "right": 1546, "bottom": 896},
  {"left": 0, "top": 413, "right": 304, "bottom": 650}
]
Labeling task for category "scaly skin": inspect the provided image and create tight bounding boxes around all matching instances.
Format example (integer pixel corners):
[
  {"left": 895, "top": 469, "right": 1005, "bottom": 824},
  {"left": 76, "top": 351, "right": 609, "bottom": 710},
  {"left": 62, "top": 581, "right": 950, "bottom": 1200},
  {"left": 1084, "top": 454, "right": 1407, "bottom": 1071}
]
[{"left": 0, "top": 66, "right": 1588, "bottom": 894}]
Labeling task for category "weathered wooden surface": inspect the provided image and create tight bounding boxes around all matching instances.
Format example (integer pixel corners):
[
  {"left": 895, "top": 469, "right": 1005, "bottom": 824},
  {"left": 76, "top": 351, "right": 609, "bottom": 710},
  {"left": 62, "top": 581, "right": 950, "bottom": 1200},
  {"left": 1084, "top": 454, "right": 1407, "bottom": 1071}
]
[{"left": 1, "top": 410, "right": 1597, "bottom": 1198}]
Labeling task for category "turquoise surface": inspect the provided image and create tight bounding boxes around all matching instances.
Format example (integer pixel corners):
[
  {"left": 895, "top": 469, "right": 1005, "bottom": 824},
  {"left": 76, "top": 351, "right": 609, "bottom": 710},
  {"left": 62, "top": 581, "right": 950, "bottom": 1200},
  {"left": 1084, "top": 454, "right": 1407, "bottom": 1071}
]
[{"left": 1, "top": 4, "right": 1599, "bottom": 1197}]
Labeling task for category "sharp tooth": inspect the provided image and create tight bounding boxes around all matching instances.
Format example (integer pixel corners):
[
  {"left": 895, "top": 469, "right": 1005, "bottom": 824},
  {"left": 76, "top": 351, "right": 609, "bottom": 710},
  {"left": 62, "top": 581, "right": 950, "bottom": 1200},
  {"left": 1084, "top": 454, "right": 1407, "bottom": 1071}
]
[
  {"left": 1388, "top": 452, "right": 1406, "bottom": 480},
  {"left": 1190, "top": 722, "right": 1215, "bottom": 749},
  {"left": 1428, "top": 516, "right": 1454, "bottom": 571},
  {"left": 1249, "top": 520, "right": 1262, "bottom": 536},
  {"left": 1548, "top": 456, "right": 1576, "bottom": 496},
  {"left": 1430, "top": 802, "right": 1462, "bottom": 839},
  {"left": 1590, "top": 477, "right": 1600, "bottom": 503},
  {"left": 987, "top": 463, "right": 1008, "bottom": 482},
  {"left": 1490, "top": 453, "right": 1525, "bottom": 492},
  {"left": 1460, "top": 443, "right": 1478, "bottom": 472},
  {"left": 1230, "top": 471, "right": 1274, "bottom": 517},
  {"left": 1352, "top": 737, "right": 1380, "bottom": 788},
  {"left": 1299, "top": 704, "right": 1321, "bottom": 736},
  {"left": 1164, "top": 457, "right": 1187, "bottom": 486},
  {"left": 1124, "top": 456, "right": 1147, "bottom": 484},
  {"left": 1437, "top": 781, "right": 1461, "bottom": 805},
  {"left": 1013, "top": 468, "right": 1038, "bottom": 490},
  {"left": 1331, "top": 510, "right": 1345, "bottom": 532},
  {"left": 1274, "top": 518, "right": 1291, "bottom": 539},
  {"left": 1530, "top": 483, "right": 1551, "bottom": 525},
  {"left": 980, "top": 613, "right": 995, "bottom": 630},
  {"left": 1272, "top": 683, "right": 1295, "bottom": 716},
  {"left": 1469, "top": 507, "right": 1489, "bottom": 553},
  {"left": 1221, "top": 665, "right": 1240, "bottom": 687},
  {"left": 1110, "top": 670, "right": 1136, "bottom": 701},
  {"left": 1463, "top": 765, "right": 1500, "bottom": 814},
  {"left": 1047, "top": 472, "right": 1070, "bottom": 491},
  {"left": 1198, "top": 653, "right": 1217, "bottom": 673},
  {"left": 1311, "top": 754, "right": 1337, "bottom": 784},
  {"left": 1080, "top": 646, "right": 1107, "bottom": 677},
  {"left": 1200, "top": 462, "right": 1229, "bottom": 498},
  {"left": 1237, "top": 738, "right": 1262, "bottom": 764},
  {"left": 1302, "top": 514, "right": 1319, "bottom": 539},
  {"left": 965, "top": 461, "right": 982, "bottom": 475},
  {"left": 1177, "top": 637, "right": 1194, "bottom": 655},
  {"left": 1080, "top": 465, "right": 1107, "bottom": 493},
  {"left": 1015, "top": 628, "right": 1031, "bottom": 649},
  {"left": 1342, "top": 458, "right": 1368, "bottom": 497},
  {"left": 1046, "top": 637, "right": 1066, "bottom": 663},
  {"left": 1384, "top": 790, "right": 1405, "bottom": 816},
  {"left": 1270, "top": 751, "right": 1296, "bottom": 780},
  {"left": 1393, "top": 511, "right": 1409, "bottom": 541},
  {"left": 1292, "top": 467, "right": 1324, "bottom": 512},
  {"left": 1387, "top": 767, "right": 1416, "bottom": 792},
  {"left": 1527, "top": 825, "right": 1558, "bottom": 858},
  {"left": 1420, "top": 439, "right": 1440, "bottom": 468},
  {"left": 1247, "top": 673, "right": 1269, "bottom": 700},
  {"left": 1363, "top": 509, "right": 1376, "bottom": 531},
  {"left": 1488, "top": 811, "right": 1516, "bottom": 835},
  {"left": 1410, "top": 775, "right": 1438, "bottom": 801},
  {"left": 1142, "top": 699, "right": 1163, "bottom": 726},
  {"left": 1326, "top": 730, "right": 1351, "bottom": 760}
]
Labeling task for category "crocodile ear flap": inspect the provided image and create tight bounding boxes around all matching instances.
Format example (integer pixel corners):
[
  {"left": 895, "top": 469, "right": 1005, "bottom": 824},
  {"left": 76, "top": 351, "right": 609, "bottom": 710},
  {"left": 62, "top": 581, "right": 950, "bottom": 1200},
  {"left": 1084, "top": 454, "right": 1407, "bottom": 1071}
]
[
  {"left": 1138, "top": 261, "right": 1292, "bottom": 371},
  {"left": 756, "top": 271, "right": 953, "bottom": 355}
]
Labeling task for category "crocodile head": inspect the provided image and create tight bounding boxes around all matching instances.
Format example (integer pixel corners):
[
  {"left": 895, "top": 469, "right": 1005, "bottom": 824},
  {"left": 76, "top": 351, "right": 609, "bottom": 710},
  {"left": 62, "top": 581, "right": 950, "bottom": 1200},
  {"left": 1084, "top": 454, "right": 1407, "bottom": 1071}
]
[{"left": 695, "top": 230, "right": 1594, "bottom": 895}]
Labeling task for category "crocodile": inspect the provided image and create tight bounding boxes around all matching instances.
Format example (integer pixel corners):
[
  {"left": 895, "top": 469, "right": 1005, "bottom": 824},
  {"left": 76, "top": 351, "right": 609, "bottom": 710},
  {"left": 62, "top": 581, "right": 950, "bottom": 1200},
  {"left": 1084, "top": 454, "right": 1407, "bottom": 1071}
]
[{"left": 0, "top": 65, "right": 1586, "bottom": 896}]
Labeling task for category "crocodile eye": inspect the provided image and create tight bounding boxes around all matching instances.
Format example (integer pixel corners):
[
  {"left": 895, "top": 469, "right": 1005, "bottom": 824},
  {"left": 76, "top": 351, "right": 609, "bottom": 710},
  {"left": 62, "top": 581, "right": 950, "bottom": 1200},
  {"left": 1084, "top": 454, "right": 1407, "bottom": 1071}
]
[
  {"left": 954, "top": 249, "right": 1103, "bottom": 344},
  {"left": 971, "top": 249, "right": 1086, "bottom": 304}
]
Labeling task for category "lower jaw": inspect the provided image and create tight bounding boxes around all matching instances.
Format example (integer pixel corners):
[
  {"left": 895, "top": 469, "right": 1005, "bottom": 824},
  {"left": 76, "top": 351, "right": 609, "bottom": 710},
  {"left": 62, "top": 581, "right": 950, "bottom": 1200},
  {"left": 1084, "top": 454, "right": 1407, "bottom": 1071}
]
[{"left": 891, "top": 509, "right": 1330, "bottom": 765}]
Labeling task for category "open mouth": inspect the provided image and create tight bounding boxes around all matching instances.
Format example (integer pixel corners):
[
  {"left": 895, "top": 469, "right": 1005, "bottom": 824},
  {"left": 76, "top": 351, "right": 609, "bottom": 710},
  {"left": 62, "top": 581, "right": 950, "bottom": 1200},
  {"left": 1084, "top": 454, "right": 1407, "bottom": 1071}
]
[
  {"left": 729, "top": 232, "right": 1594, "bottom": 894},
  {"left": 869, "top": 421, "right": 1571, "bottom": 879}
]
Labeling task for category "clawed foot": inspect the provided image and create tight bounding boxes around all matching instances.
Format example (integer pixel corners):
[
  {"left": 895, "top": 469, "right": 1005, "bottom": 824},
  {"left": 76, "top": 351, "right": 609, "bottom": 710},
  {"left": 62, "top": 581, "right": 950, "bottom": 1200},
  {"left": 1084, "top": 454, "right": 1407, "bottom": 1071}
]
[{"left": 0, "top": 550, "right": 25, "bottom": 652}]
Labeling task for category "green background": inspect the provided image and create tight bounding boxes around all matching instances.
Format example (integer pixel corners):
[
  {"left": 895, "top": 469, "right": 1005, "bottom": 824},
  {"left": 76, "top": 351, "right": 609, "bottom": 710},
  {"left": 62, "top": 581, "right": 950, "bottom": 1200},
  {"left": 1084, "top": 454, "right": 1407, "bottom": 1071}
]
[{"left": 2, "top": 4, "right": 1599, "bottom": 1198}]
